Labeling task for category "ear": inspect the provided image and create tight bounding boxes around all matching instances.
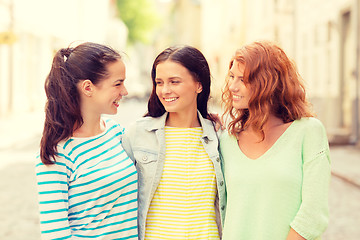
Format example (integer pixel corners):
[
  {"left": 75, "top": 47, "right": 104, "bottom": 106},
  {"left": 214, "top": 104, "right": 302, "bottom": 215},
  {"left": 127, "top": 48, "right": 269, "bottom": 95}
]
[
  {"left": 196, "top": 82, "right": 203, "bottom": 93},
  {"left": 79, "top": 80, "right": 94, "bottom": 97}
]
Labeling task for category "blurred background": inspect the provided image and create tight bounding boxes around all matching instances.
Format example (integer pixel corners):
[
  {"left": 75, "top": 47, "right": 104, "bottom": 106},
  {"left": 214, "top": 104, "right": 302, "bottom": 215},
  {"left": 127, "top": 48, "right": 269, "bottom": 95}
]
[
  {"left": 0, "top": 0, "right": 360, "bottom": 144},
  {"left": 0, "top": 0, "right": 359, "bottom": 239}
]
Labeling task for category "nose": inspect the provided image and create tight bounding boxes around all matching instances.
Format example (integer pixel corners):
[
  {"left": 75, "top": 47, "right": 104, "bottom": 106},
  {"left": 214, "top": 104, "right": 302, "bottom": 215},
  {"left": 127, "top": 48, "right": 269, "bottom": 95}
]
[
  {"left": 162, "top": 83, "right": 171, "bottom": 94},
  {"left": 229, "top": 81, "right": 238, "bottom": 93},
  {"left": 121, "top": 85, "right": 128, "bottom": 96}
]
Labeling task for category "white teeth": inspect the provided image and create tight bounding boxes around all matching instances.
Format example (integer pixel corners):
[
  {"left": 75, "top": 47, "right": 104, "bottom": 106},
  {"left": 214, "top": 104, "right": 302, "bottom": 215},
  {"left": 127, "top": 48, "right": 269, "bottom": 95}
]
[
  {"left": 233, "top": 95, "right": 243, "bottom": 100},
  {"left": 164, "top": 97, "right": 178, "bottom": 102}
]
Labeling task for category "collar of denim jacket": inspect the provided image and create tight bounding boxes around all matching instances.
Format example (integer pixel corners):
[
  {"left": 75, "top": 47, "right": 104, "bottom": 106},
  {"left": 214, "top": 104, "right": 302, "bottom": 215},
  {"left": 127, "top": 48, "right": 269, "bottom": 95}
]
[
  {"left": 144, "top": 111, "right": 216, "bottom": 142},
  {"left": 144, "top": 112, "right": 168, "bottom": 132}
]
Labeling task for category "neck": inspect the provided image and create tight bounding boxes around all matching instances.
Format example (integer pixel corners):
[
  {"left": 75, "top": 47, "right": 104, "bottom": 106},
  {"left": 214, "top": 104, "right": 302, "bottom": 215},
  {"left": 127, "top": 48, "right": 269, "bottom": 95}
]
[
  {"left": 166, "top": 109, "right": 200, "bottom": 128},
  {"left": 263, "top": 114, "right": 284, "bottom": 130},
  {"left": 73, "top": 105, "right": 104, "bottom": 138},
  {"left": 246, "top": 114, "right": 284, "bottom": 133}
]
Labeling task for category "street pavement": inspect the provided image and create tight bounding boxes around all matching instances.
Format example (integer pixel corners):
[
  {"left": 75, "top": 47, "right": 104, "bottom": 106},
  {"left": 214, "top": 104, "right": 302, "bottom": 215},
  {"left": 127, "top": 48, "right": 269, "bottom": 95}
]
[{"left": 0, "top": 98, "right": 359, "bottom": 240}]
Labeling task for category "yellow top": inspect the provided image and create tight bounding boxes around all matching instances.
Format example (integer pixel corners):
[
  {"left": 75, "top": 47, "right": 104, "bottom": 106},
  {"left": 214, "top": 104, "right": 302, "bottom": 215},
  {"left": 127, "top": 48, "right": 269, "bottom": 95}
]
[{"left": 145, "top": 127, "right": 220, "bottom": 240}]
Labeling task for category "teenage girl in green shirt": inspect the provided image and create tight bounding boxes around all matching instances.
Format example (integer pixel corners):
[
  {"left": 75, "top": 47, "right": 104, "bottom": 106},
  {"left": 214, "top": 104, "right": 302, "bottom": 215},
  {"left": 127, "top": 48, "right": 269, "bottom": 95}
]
[{"left": 220, "top": 41, "right": 331, "bottom": 240}]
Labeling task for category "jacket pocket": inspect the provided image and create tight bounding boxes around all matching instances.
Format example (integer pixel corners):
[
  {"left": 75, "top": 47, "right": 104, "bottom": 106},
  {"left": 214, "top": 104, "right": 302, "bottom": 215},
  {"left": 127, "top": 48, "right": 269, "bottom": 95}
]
[{"left": 133, "top": 150, "right": 158, "bottom": 164}]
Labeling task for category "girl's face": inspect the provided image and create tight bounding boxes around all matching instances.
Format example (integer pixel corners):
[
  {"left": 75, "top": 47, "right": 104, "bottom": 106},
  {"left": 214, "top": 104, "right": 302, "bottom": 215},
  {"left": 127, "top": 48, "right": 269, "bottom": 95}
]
[
  {"left": 228, "top": 60, "right": 251, "bottom": 110},
  {"left": 91, "top": 59, "right": 128, "bottom": 115},
  {"left": 155, "top": 60, "right": 202, "bottom": 116}
]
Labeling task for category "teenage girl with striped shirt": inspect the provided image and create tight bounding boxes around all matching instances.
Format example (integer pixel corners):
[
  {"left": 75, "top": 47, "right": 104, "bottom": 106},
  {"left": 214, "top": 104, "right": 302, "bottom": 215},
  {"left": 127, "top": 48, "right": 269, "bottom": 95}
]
[
  {"left": 36, "top": 42, "right": 138, "bottom": 239},
  {"left": 122, "top": 45, "right": 226, "bottom": 240}
]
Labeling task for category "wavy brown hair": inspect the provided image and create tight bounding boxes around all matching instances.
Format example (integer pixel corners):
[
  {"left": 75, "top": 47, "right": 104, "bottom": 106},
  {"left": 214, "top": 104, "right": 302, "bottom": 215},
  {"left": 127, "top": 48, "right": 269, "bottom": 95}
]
[
  {"left": 222, "top": 41, "right": 313, "bottom": 139},
  {"left": 40, "top": 42, "right": 121, "bottom": 164}
]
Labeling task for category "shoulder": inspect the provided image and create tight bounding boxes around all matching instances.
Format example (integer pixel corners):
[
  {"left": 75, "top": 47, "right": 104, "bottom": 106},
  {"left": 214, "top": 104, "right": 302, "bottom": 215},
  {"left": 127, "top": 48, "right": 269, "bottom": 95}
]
[
  {"left": 296, "top": 117, "right": 330, "bottom": 160},
  {"left": 296, "top": 117, "right": 325, "bottom": 128},
  {"left": 55, "top": 139, "right": 71, "bottom": 155},
  {"left": 103, "top": 117, "right": 123, "bottom": 129},
  {"left": 133, "top": 114, "right": 166, "bottom": 131},
  {"left": 202, "top": 118, "right": 216, "bottom": 132},
  {"left": 219, "top": 131, "right": 239, "bottom": 161},
  {"left": 201, "top": 117, "right": 218, "bottom": 138},
  {"left": 219, "top": 130, "right": 237, "bottom": 146},
  {"left": 125, "top": 116, "right": 159, "bottom": 138},
  {"left": 103, "top": 117, "right": 125, "bottom": 135},
  {"left": 134, "top": 116, "right": 157, "bottom": 126},
  {"left": 294, "top": 117, "right": 327, "bottom": 135},
  {"left": 219, "top": 130, "right": 231, "bottom": 140},
  {"left": 128, "top": 116, "right": 156, "bottom": 131},
  {"left": 197, "top": 112, "right": 218, "bottom": 137},
  {"left": 36, "top": 140, "right": 73, "bottom": 169}
]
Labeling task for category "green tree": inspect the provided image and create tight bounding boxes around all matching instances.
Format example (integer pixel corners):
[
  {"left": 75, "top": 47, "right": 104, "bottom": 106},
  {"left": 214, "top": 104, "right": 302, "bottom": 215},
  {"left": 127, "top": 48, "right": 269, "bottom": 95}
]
[{"left": 116, "top": 0, "right": 159, "bottom": 44}]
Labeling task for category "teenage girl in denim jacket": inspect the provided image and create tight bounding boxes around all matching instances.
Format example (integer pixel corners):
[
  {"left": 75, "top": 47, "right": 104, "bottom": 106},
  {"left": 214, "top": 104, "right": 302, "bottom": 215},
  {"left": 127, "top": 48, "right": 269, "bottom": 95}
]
[{"left": 122, "top": 45, "right": 226, "bottom": 240}]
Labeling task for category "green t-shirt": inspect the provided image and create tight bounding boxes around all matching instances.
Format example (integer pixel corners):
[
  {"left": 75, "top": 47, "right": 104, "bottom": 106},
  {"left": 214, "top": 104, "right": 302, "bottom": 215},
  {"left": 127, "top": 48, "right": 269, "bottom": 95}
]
[{"left": 220, "top": 117, "right": 330, "bottom": 240}]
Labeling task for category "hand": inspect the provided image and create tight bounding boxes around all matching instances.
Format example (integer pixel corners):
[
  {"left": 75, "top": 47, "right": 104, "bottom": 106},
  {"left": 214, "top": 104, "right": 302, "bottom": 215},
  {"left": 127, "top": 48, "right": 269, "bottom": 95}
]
[{"left": 208, "top": 112, "right": 225, "bottom": 131}]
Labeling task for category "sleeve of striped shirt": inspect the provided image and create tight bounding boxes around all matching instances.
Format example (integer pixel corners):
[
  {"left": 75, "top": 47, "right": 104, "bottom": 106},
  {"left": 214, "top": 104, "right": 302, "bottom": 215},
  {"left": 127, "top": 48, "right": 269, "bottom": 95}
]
[
  {"left": 122, "top": 124, "right": 135, "bottom": 162},
  {"left": 35, "top": 154, "right": 73, "bottom": 240}
]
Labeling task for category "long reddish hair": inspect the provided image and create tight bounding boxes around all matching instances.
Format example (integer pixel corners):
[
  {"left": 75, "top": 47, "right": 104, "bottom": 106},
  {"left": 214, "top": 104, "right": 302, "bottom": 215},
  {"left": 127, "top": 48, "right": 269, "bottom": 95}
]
[{"left": 222, "top": 41, "right": 313, "bottom": 139}]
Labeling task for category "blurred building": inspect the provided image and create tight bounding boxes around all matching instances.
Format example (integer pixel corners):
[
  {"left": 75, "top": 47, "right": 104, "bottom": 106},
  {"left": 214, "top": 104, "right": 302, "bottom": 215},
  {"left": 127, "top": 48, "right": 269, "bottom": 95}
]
[
  {"left": 154, "top": 0, "right": 360, "bottom": 145},
  {"left": 0, "top": 0, "right": 127, "bottom": 118},
  {"left": 265, "top": 0, "right": 360, "bottom": 145},
  {"left": 150, "top": 0, "right": 246, "bottom": 102}
]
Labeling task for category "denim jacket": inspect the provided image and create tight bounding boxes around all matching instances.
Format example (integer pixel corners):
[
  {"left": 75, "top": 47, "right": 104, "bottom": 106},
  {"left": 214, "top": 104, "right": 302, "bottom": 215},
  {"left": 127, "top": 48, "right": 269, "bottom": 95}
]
[{"left": 122, "top": 111, "right": 226, "bottom": 240}]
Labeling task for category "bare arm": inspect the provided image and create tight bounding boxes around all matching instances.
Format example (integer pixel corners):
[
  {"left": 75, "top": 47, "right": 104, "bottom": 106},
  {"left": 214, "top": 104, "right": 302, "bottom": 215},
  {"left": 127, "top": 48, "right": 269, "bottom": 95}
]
[{"left": 286, "top": 228, "right": 306, "bottom": 240}]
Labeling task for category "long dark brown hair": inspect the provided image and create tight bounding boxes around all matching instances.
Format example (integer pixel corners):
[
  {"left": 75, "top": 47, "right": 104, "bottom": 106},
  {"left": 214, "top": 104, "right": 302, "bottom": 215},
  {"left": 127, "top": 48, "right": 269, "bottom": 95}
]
[
  {"left": 222, "top": 41, "right": 313, "bottom": 139},
  {"left": 40, "top": 42, "right": 121, "bottom": 164},
  {"left": 146, "top": 45, "right": 213, "bottom": 120}
]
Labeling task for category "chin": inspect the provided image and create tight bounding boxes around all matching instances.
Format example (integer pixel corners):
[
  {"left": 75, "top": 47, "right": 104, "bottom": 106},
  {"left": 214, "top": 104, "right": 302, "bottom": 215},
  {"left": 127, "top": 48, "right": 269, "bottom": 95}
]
[
  {"left": 164, "top": 108, "right": 175, "bottom": 113},
  {"left": 233, "top": 105, "right": 244, "bottom": 110},
  {"left": 162, "top": 105, "right": 176, "bottom": 112},
  {"left": 106, "top": 109, "right": 118, "bottom": 115}
]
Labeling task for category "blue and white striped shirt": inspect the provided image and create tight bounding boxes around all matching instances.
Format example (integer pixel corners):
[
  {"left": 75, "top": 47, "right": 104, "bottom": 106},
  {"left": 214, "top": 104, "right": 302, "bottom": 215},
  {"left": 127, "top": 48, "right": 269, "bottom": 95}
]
[{"left": 36, "top": 118, "right": 138, "bottom": 240}]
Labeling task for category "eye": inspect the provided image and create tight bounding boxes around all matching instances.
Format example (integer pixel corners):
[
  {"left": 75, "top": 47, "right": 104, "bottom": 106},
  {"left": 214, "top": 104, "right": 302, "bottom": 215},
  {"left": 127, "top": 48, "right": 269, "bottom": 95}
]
[
  {"left": 171, "top": 80, "right": 180, "bottom": 84},
  {"left": 155, "top": 80, "right": 163, "bottom": 85},
  {"left": 229, "top": 74, "right": 234, "bottom": 80},
  {"left": 115, "top": 80, "right": 124, "bottom": 86}
]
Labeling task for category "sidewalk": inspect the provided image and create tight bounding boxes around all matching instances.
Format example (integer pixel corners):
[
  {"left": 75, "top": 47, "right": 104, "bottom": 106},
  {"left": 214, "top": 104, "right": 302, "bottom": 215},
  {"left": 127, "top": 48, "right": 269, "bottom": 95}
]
[{"left": 329, "top": 144, "right": 360, "bottom": 188}]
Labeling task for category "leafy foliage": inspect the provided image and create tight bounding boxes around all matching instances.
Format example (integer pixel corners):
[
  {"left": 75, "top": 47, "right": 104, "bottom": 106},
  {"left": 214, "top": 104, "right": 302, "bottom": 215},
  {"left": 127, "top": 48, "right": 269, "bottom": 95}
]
[{"left": 116, "top": 0, "right": 159, "bottom": 44}]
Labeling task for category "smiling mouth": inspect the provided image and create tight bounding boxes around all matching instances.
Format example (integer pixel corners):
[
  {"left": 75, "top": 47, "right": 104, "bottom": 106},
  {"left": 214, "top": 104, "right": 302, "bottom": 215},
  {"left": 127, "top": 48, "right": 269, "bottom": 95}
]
[
  {"left": 113, "top": 100, "right": 120, "bottom": 107},
  {"left": 164, "top": 97, "right": 178, "bottom": 102},
  {"left": 232, "top": 95, "right": 244, "bottom": 100}
]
